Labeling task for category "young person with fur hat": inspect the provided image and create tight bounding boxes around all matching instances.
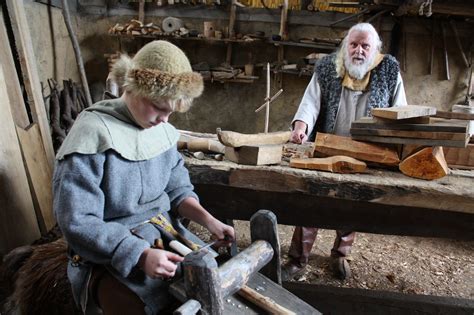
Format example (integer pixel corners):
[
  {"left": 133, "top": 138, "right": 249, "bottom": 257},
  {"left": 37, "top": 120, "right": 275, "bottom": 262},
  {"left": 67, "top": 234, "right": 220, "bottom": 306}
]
[{"left": 53, "top": 40, "right": 234, "bottom": 314}]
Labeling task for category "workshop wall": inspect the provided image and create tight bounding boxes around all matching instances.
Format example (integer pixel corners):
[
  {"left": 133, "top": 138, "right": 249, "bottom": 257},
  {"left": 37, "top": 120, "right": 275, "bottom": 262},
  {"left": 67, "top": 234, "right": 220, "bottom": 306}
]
[{"left": 24, "top": 3, "right": 471, "bottom": 134}]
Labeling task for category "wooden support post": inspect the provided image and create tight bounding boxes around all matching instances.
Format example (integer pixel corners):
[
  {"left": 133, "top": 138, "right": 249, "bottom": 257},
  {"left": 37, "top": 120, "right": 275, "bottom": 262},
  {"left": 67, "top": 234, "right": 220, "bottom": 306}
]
[
  {"left": 138, "top": 0, "right": 145, "bottom": 24},
  {"left": 279, "top": 0, "right": 289, "bottom": 41},
  {"left": 218, "top": 240, "right": 273, "bottom": 297},
  {"left": 250, "top": 210, "right": 282, "bottom": 285},
  {"left": 265, "top": 62, "right": 270, "bottom": 133},
  {"left": 429, "top": 19, "right": 435, "bottom": 75},
  {"left": 182, "top": 251, "right": 224, "bottom": 315}
]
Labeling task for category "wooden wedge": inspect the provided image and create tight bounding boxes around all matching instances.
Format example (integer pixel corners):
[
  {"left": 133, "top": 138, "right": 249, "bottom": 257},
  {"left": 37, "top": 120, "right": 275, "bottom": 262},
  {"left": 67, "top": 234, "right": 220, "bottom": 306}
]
[{"left": 399, "top": 146, "right": 449, "bottom": 180}]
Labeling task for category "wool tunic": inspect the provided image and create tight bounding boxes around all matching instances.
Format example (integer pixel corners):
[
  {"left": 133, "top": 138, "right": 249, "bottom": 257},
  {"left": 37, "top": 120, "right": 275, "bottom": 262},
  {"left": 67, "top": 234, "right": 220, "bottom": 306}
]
[{"left": 53, "top": 99, "right": 201, "bottom": 314}]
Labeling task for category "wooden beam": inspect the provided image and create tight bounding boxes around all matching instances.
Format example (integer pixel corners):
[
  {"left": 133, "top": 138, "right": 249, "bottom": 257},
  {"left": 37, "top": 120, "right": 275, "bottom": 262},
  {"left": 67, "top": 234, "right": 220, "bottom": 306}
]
[
  {"left": 6, "top": 0, "right": 55, "bottom": 169},
  {"left": 0, "top": 65, "right": 40, "bottom": 255},
  {"left": 371, "top": 105, "right": 437, "bottom": 120},
  {"left": 284, "top": 282, "right": 474, "bottom": 315}
]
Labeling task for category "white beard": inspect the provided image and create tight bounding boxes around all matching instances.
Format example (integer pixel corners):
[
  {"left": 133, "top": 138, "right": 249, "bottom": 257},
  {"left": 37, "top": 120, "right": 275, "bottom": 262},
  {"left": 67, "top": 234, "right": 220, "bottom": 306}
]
[{"left": 344, "top": 50, "right": 376, "bottom": 80}]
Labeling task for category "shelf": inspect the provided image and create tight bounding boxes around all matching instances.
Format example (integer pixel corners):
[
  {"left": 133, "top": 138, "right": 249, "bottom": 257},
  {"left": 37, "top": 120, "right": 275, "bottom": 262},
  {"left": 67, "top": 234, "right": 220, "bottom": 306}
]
[
  {"left": 268, "top": 39, "right": 337, "bottom": 51},
  {"left": 110, "top": 33, "right": 264, "bottom": 44}
]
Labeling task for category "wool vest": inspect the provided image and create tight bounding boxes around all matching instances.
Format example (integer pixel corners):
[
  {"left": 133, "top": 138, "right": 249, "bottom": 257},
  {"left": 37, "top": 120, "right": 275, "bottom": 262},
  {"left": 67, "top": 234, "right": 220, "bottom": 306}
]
[{"left": 313, "top": 53, "right": 400, "bottom": 135}]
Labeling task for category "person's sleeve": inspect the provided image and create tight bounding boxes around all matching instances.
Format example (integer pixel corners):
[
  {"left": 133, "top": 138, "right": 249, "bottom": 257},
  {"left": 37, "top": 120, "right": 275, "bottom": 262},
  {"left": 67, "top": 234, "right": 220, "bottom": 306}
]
[
  {"left": 391, "top": 72, "right": 408, "bottom": 107},
  {"left": 292, "top": 73, "right": 322, "bottom": 135},
  {"left": 53, "top": 154, "right": 150, "bottom": 278},
  {"left": 165, "top": 149, "right": 199, "bottom": 210}
]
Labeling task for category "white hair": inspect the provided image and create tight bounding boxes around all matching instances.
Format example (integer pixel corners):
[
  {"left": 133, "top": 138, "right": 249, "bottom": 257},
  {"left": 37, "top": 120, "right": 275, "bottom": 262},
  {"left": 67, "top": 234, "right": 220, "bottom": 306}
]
[{"left": 335, "top": 23, "right": 382, "bottom": 79}]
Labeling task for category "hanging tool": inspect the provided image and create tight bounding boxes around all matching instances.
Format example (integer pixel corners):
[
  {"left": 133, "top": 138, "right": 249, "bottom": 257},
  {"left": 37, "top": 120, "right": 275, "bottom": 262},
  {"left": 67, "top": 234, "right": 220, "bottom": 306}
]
[{"left": 441, "top": 21, "right": 450, "bottom": 81}]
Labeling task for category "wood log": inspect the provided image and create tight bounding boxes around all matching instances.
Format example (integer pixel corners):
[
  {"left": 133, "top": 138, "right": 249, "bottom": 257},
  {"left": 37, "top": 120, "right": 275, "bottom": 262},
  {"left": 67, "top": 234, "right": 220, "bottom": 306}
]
[
  {"left": 250, "top": 210, "right": 281, "bottom": 285},
  {"left": 314, "top": 133, "right": 400, "bottom": 166},
  {"left": 290, "top": 156, "right": 367, "bottom": 173},
  {"left": 179, "top": 136, "right": 225, "bottom": 153},
  {"left": 399, "top": 146, "right": 449, "bottom": 180},
  {"left": 237, "top": 285, "right": 296, "bottom": 315},
  {"left": 371, "top": 105, "right": 437, "bottom": 120},
  {"left": 219, "top": 240, "right": 273, "bottom": 297},
  {"left": 217, "top": 129, "right": 290, "bottom": 147},
  {"left": 182, "top": 251, "right": 224, "bottom": 315},
  {"left": 225, "top": 145, "right": 282, "bottom": 165}
]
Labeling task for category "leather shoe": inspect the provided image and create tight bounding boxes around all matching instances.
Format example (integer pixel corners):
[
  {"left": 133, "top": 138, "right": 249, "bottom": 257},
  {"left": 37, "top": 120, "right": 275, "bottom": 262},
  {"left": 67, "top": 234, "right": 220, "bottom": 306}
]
[
  {"left": 331, "top": 257, "right": 351, "bottom": 280},
  {"left": 281, "top": 261, "right": 306, "bottom": 281}
]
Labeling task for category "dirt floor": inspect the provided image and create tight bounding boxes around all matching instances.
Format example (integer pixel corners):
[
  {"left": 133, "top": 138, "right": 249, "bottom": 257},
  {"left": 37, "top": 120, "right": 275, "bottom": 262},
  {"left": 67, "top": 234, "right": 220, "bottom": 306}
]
[{"left": 190, "top": 221, "right": 474, "bottom": 300}]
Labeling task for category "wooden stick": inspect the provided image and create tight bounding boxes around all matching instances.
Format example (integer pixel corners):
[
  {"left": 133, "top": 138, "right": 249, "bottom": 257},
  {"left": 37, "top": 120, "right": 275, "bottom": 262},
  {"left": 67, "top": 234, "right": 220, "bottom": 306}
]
[
  {"left": 279, "top": 0, "right": 289, "bottom": 41},
  {"left": 265, "top": 63, "right": 270, "bottom": 133},
  {"left": 237, "top": 285, "right": 296, "bottom": 315},
  {"left": 60, "top": 0, "right": 93, "bottom": 107},
  {"left": 138, "top": 0, "right": 145, "bottom": 24},
  {"left": 449, "top": 20, "right": 469, "bottom": 68},
  {"left": 441, "top": 21, "right": 450, "bottom": 81},
  {"left": 429, "top": 19, "right": 435, "bottom": 75},
  {"left": 255, "top": 89, "right": 283, "bottom": 113}
]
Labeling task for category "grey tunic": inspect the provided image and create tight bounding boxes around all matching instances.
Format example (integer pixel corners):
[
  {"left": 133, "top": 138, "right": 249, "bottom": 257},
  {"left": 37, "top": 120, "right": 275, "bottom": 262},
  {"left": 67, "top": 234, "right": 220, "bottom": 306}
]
[{"left": 53, "top": 101, "right": 200, "bottom": 314}]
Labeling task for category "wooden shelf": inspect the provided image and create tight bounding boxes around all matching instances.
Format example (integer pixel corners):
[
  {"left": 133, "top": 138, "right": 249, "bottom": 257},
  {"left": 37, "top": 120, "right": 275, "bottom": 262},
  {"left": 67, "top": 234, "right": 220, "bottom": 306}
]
[
  {"left": 110, "top": 33, "right": 264, "bottom": 44},
  {"left": 268, "top": 39, "right": 337, "bottom": 51}
]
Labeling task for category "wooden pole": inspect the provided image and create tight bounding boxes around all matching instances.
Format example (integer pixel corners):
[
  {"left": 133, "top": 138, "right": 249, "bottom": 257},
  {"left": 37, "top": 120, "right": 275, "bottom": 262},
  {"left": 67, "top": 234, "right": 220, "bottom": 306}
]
[
  {"left": 218, "top": 240, "right": 273, "bottom": 297},
  {"left": 250, "top": 210, "right": 282, "bottom": 285},
  {"left": 60, "top": 0, "right": 93, "bottom": 107},
  {"left": 183, "top": 251, "right": 224, "bottom": 315},
  {"left": 279, "top": 0, "right": 289, "bottom": 40},
  {"left": 265, "top": 62, "right": 270, "bottom": 133},
  {"left": 237, "top": 286, "right": 296, "bottom": 315},
  {"left": 138, "top": 0, "right": 145, "bottom": 24},
  {"left": 441, "top": 21, "right": 450, "bottom": 81}
]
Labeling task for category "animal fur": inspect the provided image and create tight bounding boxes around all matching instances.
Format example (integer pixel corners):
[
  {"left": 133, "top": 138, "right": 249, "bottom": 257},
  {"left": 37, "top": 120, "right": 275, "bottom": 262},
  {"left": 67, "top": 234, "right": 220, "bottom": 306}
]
[{"left": 3, "top": 239, "right": 80, "bottom": 315}]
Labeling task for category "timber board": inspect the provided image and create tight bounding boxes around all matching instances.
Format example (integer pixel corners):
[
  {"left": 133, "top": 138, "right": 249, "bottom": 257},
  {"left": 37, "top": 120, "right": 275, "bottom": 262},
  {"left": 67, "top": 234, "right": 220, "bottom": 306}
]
[
  {"left": 352, "top": 117, "right": 469, "bottom": 133},
  {"left": 351, "top": 134, "right": 469, "bottom": 148},
  {"left": 350, "top": 127, "right": 467, "bottom": 140}
]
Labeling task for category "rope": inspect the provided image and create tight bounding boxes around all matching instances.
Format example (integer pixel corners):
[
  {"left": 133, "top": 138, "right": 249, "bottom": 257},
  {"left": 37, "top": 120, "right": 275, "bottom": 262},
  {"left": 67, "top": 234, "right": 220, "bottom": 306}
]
[{"left": 419, "top": 0, "right": 433, "bottom": 17}]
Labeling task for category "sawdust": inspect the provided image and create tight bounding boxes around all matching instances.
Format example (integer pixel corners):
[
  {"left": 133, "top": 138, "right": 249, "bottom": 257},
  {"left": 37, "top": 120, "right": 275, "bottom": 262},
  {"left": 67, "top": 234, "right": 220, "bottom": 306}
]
[{"left": 190, "top": 221, "right": 474, "bottom": 299}]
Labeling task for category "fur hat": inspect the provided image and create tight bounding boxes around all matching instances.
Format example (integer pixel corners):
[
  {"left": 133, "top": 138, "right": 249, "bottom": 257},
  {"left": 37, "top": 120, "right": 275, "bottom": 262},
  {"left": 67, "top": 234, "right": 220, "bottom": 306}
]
[{"left": 111, "top": 40, "right": 203, "bottom": 102}]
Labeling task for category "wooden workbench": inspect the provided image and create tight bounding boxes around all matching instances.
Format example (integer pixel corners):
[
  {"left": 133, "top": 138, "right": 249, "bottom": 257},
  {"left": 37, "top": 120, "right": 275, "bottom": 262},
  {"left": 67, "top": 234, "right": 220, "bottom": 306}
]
[{"left": 184, "top": 156, "right": 474, "bottom": 240}]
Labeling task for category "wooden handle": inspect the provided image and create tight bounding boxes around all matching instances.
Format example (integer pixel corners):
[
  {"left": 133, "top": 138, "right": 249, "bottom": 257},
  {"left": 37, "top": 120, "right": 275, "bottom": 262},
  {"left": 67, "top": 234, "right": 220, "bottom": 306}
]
[{"left": 238, "top": 285, "right": 296, "bottom": 315}]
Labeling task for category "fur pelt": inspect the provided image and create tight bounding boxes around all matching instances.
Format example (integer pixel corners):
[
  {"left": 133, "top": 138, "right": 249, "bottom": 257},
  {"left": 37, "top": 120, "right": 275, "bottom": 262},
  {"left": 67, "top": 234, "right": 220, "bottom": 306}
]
[{"left": 3, "top": 239, "right": 80, "bottom": 315}]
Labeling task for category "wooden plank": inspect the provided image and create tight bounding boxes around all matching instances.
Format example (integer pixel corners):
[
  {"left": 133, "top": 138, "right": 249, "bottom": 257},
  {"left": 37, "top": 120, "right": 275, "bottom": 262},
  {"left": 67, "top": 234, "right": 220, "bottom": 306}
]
[
  {"left": 352, "top": 117, "right": 469, "bottom": 133},
  {"left": 290, "top": 156, "right": 367, "bottom": 173},
  {"left": 283, "top": 282, "right": 474, "bottom": 315},
  {"left": 435, "top": 110, "right": 474, "bottom": 120},
  {"left": 371, "top": 105, "right": 437, "bottom": 120},
  {"left": 6, "top": 0, "right": 55, "bottom": 169},
  {"left": 0, "top": 10, "right": 29, "bottom": 128},
  {"left": 443, "top": 144, "right": 474, "bottom": 169},
  {"left": 0, "top": 65, "right": 40, "bottom": 256},
  {"left": 350, "top": 127, "right": 467, "bottom": 141},
  {"left": 314, "top": 132, "right": 400, "bottom": 166},
  {"left": 351, "top": 134, "right": 469, "bottom": 148},
  {"left": 16, "top": 124, "right": 55, "bottom": 233},
  {"left": 373, "top": 116, "right": 431, "bottom": 124},
  {"left": 399, "top": 147, "right": 449, "bottom": 180},
  {"left": 225, "top": 145, "right": 282, "bottom": 166}
]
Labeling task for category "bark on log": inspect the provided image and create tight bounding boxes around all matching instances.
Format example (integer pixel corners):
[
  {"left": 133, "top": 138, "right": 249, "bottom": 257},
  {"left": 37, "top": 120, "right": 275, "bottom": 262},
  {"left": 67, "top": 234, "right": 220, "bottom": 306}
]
[{"left": 399, "top": 146, "right": 449, "bottom": 180}]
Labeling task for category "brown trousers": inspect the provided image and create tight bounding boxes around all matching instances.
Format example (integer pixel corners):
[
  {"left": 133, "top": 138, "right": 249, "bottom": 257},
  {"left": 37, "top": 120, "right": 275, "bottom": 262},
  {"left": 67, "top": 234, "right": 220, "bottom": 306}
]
[
  {"left": 90, "top": 267, "right": 146, "bottom": 315},
  {"left": 288, "top": 227, "right": 356, "bottom": 267}
]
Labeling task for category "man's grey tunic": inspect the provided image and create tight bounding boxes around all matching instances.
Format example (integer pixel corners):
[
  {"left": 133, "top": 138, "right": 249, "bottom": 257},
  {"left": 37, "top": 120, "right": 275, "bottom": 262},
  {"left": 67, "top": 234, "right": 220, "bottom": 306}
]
[{"left": 53, "top": 99, "right": 200, "bottom": 314}]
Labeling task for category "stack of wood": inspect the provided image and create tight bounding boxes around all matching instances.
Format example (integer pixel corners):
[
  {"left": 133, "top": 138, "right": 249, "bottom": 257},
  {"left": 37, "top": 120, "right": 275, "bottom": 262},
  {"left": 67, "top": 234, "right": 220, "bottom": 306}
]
[
  {"left": 108, "top": 19, "right": 163, "bottom": 36},
  {"left": 47, "top": 79, "right": 89, "bottom": 151},
  {"left": 350, "top": 105, "right": 470, "bottom": 148},
  {"left": 217, "top": 129, "right": 290, "bottom": 165},
  {"left": 289, "top": 132, "right": 399, "bottom": 174}
]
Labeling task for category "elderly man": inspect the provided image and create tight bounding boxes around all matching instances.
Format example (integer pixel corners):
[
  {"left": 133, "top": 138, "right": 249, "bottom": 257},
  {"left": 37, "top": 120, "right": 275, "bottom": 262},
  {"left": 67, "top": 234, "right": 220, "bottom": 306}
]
[{"left": 283, "top": 23, "right": 407, "bottom": 281}]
